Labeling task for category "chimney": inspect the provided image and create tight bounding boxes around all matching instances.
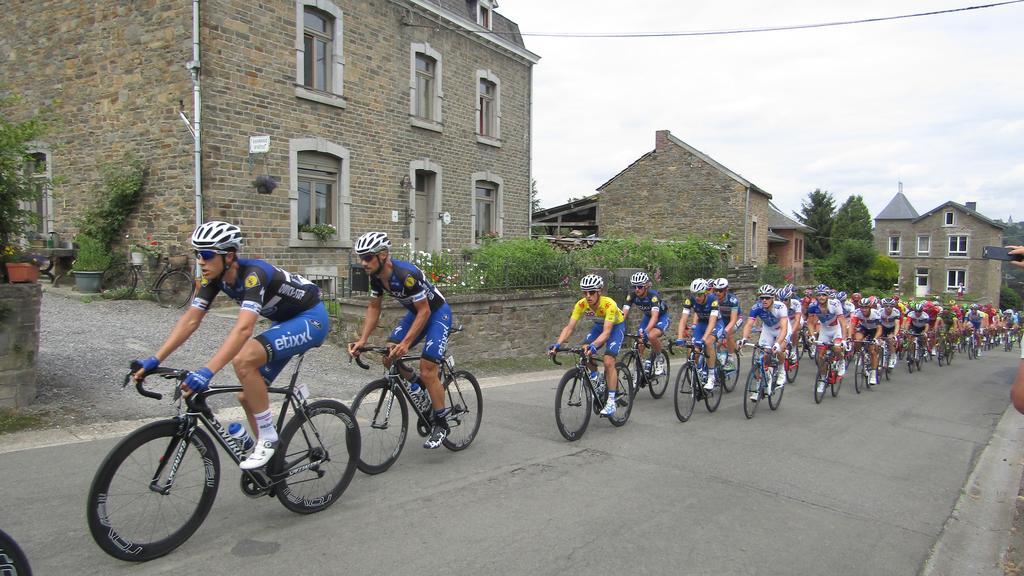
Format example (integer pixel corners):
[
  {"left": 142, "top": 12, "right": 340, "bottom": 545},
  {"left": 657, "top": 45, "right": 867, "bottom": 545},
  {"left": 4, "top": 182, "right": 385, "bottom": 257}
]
[
  {"left": 655, "top": 130, "right": 670, "bottom": 151},
  {"left": 966, "top": 201, "right": 977, "bottom": 211}
]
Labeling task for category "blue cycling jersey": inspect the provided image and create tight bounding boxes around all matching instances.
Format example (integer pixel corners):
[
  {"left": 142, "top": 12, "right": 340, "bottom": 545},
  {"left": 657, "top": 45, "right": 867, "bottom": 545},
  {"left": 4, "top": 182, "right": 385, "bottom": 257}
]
[
  {"left": 192, "top": 258, "right": 320, "bottom": 322},
  {"left": 369, "top": 259, "right": 447, "bottom": 313},
  {"left": 623, "top": 289, "right": 668, "bottom": 316},
  {"left": 682, "top": 294, "right": 720, "bottom": 324},
  {"left": 748, "top": 300, "right": 788, "bottom": 329},
  {"left": 716, "top": 292, "right": 742, "bottom": 319}
]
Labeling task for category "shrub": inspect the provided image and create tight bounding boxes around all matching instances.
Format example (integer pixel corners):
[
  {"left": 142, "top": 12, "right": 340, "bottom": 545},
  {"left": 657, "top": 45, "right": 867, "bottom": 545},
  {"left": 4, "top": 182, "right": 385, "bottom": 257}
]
[
  {"left": 76, "top": 155, "right": 146, "bottom": 249},
  {"left": 1001, "top": 285, "right": 1022, "bottom": 310},
  {"left": 867, "top": 255, "right": 898, "bottom": 290},
  {"left": 469, "top": 238, "right": 573, "bottom": 290},
  {"left": 72, "top": 234, "right": 112, "bottom": 271}
]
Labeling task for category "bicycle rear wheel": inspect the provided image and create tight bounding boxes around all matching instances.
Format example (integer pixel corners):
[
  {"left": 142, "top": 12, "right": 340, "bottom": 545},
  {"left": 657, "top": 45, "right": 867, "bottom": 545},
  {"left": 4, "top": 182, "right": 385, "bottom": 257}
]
[
  {"left": 853, "top": 353, "right": 864, "bottom": 394},
  {"left": 674, "top": 366, "right": 697, "bottom": 422},
  {"left": 648, "top": 350, "right": 670, "bottom": 399},
  {"left": 704, "top": 369, "right": 723, "bottom": 413},
  {"left": 86, "top": 420, "right": 219, "bottom": 562},
  {"left": 813, "top": 364, "right": 827, "bottom": 404},
  {"left": 273, "top": 399, "right": 359, "bottom": 514},
  {"left": 154, "top": 269, "right": 195, "bottom": 309},
  {"left": 351, "top": 378, "right": 408, "bottom": 475},
  {"left": 723, "top": 350, "right": 740, "bottom": 392},
  {"left": 607, "top": 361, "right": 634, "bottom": 427},
  {"left": 555, "top": 368, "right": 592, "bottom": 441},
  {"left": 442, "top": 370, "right": 483, "bottom": 450},
  {"left": 102, "top": 261, "right": 139, "bottom": 294},
  {"left": 767, "top": 370, "right": 784, "bottom": 410}
]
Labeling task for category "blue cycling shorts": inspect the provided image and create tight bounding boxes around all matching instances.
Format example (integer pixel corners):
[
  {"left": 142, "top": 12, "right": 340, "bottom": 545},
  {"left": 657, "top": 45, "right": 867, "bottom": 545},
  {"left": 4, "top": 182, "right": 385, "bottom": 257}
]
[
  {"left": 255, "top": 302, "right": 330, "bottom": 383},
  {"left": 583, "top": 322, "right": 626, "bottom": 357},
  {"left": 388, "top": 302, "right": 453, "bottom": 363},
  {"left": 693, "top": 321, "right": 726, "bottom": 341},
  {"left": 641, "top": 314, "right": 671, "bottom": 333}
]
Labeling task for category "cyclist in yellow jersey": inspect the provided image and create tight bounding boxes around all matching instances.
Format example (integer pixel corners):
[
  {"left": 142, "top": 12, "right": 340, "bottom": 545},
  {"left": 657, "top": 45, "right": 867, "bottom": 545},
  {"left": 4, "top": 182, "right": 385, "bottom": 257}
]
[{"left": 550, "top": 274, "right": 626, "bottom": 416}]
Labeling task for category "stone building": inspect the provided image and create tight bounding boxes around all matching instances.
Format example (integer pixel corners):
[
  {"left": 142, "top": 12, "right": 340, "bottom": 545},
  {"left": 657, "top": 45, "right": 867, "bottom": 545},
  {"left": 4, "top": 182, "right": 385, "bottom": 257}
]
[
  {"left": 1, "top": 0, "right": 538, "bottom": 288},
  {"left": 874, "top": 192, "right": 1004, "bottom": 304},
  {"left": 535, "top": 130, "right": 773, "bottom": 265}
]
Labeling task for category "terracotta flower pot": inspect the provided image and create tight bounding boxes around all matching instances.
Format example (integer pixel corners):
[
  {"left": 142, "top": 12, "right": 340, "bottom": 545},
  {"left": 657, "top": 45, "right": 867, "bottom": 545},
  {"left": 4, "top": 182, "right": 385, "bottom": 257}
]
[{"left": 5, "top": 262, "right": 39, "bottom": 283}]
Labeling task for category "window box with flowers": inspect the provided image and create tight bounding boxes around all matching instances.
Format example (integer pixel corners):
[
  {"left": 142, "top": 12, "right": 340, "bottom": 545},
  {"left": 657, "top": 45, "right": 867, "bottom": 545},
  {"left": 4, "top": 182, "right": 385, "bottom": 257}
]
[{"left": 299, "top": 223, "right": 337, "bottom": 243}]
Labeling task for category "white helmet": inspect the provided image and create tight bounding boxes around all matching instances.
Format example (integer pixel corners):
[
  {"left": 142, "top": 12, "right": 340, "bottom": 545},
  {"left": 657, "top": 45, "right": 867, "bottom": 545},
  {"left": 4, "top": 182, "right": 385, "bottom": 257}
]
[
  {"left": 191, "top": 221, "right": 243, "bottom": 250},
  {"left": 690, "top": 278, "right": 709, "bottom": 293},
  {"left": 712, "top": 277, "right": 729, "bottom": 290},
  {"left": 354, "top": 231, "right": 391, "bottom": 255},
  {"left": 579, "top": 274, "right": 604, "bottom": 291},
  {"left": 758, "top": 284, "right": 777, "bottom": 297},
  {"left": 630, "top": 272, "right": 650, "bottom": 287}
]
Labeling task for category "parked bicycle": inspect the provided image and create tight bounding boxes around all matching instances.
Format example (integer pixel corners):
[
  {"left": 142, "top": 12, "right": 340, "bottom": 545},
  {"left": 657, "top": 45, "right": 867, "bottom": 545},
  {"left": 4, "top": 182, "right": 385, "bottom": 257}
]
[
  {"left": 550, "top": 347, "right": 634, "bottom": 440},
  {"left": 621, "top": 333, "right": 670, "bottom": 399},
  {"left": 743, "top": 343, "right": 784, "bottom": 419},
  {"left": 350, "top": 342, "right": 482, "bottom": 473},
  {"left": 670, "top": 338, "right": 723, "bottom": 422},
  {"left": 104, "top": 249, "right": 196, "bottom": 308},
  {"left": 86, "top": 355, "right": 360, "bottom": 562}
]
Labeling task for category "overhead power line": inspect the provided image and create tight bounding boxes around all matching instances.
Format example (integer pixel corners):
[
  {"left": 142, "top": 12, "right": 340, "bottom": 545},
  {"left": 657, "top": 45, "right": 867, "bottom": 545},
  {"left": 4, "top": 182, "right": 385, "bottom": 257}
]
[{"left": 499, "top": 1, "right": 1024, "bottom": 38}]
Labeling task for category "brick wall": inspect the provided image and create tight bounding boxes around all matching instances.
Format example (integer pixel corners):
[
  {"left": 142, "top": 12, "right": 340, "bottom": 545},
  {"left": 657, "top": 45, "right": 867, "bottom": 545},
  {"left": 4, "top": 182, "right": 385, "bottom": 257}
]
[
  {"left": 596, "top": 131, "right": 769, "bottom": 265},
  {"left": 0, "top": 285, "right": 41, "bottom": 408},
  {"left": 2, "top": 0, "right": 534, "bottom": 277}
]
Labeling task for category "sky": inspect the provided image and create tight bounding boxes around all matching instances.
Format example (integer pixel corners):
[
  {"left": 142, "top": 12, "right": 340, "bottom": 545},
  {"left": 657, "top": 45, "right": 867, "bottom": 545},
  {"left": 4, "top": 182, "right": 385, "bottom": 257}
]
[{"left": 496, "top": 0, "right": 1024, "bottom": 223}]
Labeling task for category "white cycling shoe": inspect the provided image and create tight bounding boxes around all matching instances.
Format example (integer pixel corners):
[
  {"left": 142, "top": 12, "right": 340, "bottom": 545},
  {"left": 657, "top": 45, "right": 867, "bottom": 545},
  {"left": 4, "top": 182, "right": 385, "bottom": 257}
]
[{"left": 239, "top": 439, "right": 278, "bottom": 470}]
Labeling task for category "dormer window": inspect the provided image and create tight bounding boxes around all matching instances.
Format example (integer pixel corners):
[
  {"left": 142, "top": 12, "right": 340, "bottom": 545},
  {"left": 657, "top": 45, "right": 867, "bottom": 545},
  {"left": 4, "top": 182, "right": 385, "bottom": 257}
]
[{"left": 477, "top": 0, "right": 494, "bottom": 29}]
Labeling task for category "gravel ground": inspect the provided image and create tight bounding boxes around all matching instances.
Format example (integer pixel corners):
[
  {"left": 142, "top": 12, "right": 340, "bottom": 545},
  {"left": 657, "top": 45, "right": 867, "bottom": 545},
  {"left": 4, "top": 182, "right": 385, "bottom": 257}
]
[{"left": 32, "top": 290, "right": 376, "bottom": 429}]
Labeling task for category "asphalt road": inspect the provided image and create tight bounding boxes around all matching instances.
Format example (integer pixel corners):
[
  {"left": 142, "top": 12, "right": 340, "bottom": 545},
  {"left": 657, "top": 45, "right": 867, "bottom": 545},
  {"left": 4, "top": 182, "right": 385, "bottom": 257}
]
[{"left": 0, "top": 347, "right": 1019, "bottom": 575}]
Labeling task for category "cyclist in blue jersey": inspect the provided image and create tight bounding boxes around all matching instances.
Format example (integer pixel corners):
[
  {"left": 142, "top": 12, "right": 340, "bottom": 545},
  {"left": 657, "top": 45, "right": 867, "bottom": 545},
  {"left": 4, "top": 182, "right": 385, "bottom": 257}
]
[
  {"left": 347, "top": 232, "right": 454, "bottom": 449},
  {"left": 711, "top": 277, "right": 742, "bottom": 370},
  {"left": 621, "top": 271, "right": 670, "bottom": 377},
  {"left": 675, "top": 278, "right": 724, "bottom": 391},
  {"left": 132, "top": 221, "right": 329, "bottom": 470}
]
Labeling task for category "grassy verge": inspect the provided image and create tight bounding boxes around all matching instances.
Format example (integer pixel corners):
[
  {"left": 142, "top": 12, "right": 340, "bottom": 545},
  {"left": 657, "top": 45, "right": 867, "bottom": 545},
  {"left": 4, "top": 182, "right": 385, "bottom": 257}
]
[
  {"left": 0, "top": 408, "right": 46, "bottom": 435},
  {"left": 456, "top": 354, "right": 559, "bottom": 378}
]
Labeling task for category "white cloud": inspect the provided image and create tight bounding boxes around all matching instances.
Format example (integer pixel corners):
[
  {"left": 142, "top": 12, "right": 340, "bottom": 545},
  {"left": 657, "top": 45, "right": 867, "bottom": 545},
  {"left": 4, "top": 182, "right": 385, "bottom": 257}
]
[{"left": 499, "top": 0, "right": 1024, "bottom": 224}]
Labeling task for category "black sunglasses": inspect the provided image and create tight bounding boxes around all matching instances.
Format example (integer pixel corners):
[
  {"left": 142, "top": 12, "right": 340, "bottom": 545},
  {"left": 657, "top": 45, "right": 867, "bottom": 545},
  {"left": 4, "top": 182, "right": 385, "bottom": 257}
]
[
  {"left": 194, "top": 249, "right": 228, "bottom": 260},
  {"left": 759, "top": 296, "right": 774, "bottom": 300},
  {"left": 359, "top": 253, "right": 377, "bottom": 262}
]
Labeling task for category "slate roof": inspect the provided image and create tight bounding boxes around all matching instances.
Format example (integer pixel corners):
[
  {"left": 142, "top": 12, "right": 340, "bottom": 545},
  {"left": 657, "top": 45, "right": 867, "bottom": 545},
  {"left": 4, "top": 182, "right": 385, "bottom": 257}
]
[
  {"left": 914, "top": 201, "right": 1006, "bottom": 230},
  {"left": 875, "top": 192, "right": 919, "bottom": 220},
  {"left": 767, "top": 202, "right": 813, "bottom": 232},
  {"left": 426, "top": 0, "right": 528, "bottom": 50}
]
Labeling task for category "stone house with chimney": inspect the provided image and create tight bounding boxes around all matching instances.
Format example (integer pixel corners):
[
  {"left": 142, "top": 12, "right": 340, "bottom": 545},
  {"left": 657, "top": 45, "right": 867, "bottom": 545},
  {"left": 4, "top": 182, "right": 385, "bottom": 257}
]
[
  {"left": 533, "top": 130, "right": 773, "bottom": 265},
  {"left": 874, "top": 192, "right": 1004, "bottom": 304},
  {"left": 1, "top": 0, "right": 538, "bottom": 290}
]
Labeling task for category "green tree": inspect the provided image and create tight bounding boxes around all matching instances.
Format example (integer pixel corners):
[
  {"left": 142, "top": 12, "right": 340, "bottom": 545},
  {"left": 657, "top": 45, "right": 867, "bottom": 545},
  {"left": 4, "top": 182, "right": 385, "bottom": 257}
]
[
  {"left": 0, "top": 93, "right": 50, "bottom": 248},
  {"left": 811, "top": 239, "right": 878, "bottom": 291},
  {"left": 530, "top": 179, "right": 541, "bottom": 213},
  {"left": 1001, "top": 284, "right": 1022, "bottom": 310},
  {"left": 832, "top": 195, "right": 874, "bottom": 243},
  {"left": 866, "top": 254, "right": 898, "bottom": 289},
  {"left": 794, "top": 188, "right": 835, "bottom": 259}
]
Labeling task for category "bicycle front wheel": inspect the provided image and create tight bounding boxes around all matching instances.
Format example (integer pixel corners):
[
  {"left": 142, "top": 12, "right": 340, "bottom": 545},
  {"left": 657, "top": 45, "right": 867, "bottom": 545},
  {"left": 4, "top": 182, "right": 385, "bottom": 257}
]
[
  {"left": 704, "top": 369, "right": 723, "bottom": 413},
  {"left": 648, "top": 350, "right": 670, "bottom": 399},
  {"left": 86, "top": 420, "right": 219, "bottom": 562},
  {"left": 743, "top": 367, "right": 760, "bottom": 419},
  {"left": 154, "top": 269, "right": 195, "bottom": 309},
  {"left": 674, "top": 366, "right": 697, "bottom": 422},
  {"left": 813, "top": 364, "right": 827, "bottom": 404},
  {"left": 767, "top": 371, "right": 784, "bottom": 410},
  {"left": 853, "top": 353, "right": 864, "bottom": 394},
  {"left": 555, "top": 368, "right": 592, "bottom": 441},
  {"left": 442, "top": 370, "right": 483, "bottom": 451},
  {"left": 351, "top": 379, "right": 408, "bottom": 475},
  {"left": 273, "top": 399, "right": 360, "bottom": 514}
]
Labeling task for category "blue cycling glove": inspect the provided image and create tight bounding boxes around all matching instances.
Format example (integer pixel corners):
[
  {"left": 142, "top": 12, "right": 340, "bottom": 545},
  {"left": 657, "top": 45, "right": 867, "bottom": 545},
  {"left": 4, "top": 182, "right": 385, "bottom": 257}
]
[
  {"left": 549, "top": 343, "right": 561, "bottom": 352},
  {"left": 139, "top": 356, "right": 160, "bottom": 372},
  {"left": 183, "top": 367, "right": 214, "bottom": 393},
  {"left": 586, "top": 344, "right": 598, "bottom": 355},
  {"left": 675, "top": 338, "right": 686, "bottom": 347}
]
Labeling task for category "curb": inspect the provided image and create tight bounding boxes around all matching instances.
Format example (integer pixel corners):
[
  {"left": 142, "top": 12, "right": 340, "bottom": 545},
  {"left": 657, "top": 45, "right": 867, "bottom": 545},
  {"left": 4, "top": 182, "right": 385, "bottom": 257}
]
[{"left": 922, "top": 404, "right": 1024, "bottom": 576}]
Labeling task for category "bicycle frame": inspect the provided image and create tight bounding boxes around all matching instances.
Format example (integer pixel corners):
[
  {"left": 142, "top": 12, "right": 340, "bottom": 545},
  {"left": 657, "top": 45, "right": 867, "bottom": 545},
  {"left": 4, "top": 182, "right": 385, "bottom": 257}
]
[{"left": 353, "top": 347, "right": 467, "bottom": 430}]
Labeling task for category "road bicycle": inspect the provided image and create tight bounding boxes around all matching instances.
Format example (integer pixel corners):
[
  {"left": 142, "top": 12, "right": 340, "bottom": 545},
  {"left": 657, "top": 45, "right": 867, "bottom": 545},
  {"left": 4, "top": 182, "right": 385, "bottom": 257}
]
[
  {"left": 965, "top": 329, "right": 979, "bottom": 360},
  {"left": 104, "top": 251, "right": 196, "bottom": 308},
  {"left": 86, "top": 355, "right": 360, "bottom": 562},
  {"left": 716, "top": 342, "right": 741, "bottom": 393},
  {"left": 813, "top": 344, "right": 844, "bottom": 404},
  {"left": 550, "top": 347, "right": 634, "bottom": 440},
  {"left": 937, "top": 330, "right": 956, "bottom": 367},
  {"left": 906, "top": 332, "right": 926, "bottom": 372},
  {"left": 851, "top": 339, "right": 878, "bottom": 394},
  {"left": 743, "top": 343, "right": 784, "bottom": 419},
  {"left": 620, "top": 333, "right": 670, "bottom": 399},
  {"left": 670, "top": 339, "right": 723, "bottom": 422},
  {"left": 350, "top": 343, "right": 482, "bottom": 473},
  {"left": 797, "top": 324, "right": 815, "bottom": 360}
]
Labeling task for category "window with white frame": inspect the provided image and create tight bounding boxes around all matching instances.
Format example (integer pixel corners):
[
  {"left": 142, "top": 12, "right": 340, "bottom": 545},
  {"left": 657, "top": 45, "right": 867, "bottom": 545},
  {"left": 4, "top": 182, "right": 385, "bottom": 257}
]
[
  {"left": 410, "top": 43, "right": 443, "bottom": 129},
  {"left": 948, "top": 235, "right": 968, "bottom": 257},
  {"left": 477, "top": 0, "right": 494, "bottom": 29},
  {"left": 25, "top": 152, "right": 49, "bottom": 234},
  {"left": 946, "top": 269, "right": 966, "bottom": 291},
  {"left": 475, "top": 70, "right": 501, "bottom": 143},
  {"left": 944, "top": 210, "right": 955, "bottom": 226},
  {"left": 289, "top": 138, "right": 351, "bottom": 247},
  {"left": 471, "top": 172, "right": 503, "bottom": 242},
  {"left": 888, "top": 235, "right": 901, "bottom": 256},
  {"left": 917, "top": 235, "right": 930, "bottom": 256},
  {"left": 295, "top": 2, "right": 345, "bottom": 108}
]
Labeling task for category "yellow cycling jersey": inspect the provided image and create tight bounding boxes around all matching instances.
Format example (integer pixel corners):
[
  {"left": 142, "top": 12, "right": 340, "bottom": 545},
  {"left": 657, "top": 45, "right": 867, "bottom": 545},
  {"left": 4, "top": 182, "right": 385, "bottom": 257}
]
[{"left": 571, "top": 295, "right": 625, "bottom": 325}]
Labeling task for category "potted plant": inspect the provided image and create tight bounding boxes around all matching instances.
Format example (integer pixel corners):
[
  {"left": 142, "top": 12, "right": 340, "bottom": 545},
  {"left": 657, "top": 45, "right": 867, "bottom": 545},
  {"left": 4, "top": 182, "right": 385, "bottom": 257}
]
[
  {"left": 299, "top": 223, "right": 337, "bottom": 243},
  {"left": 1, "top": 244, "right": 40, "bottom": 283},
  {"left": 72, "top": 234, "right": 112, "bottom": 293},
  {"left": 134, "top": 236, "right": 162, "bottom": 267}
]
